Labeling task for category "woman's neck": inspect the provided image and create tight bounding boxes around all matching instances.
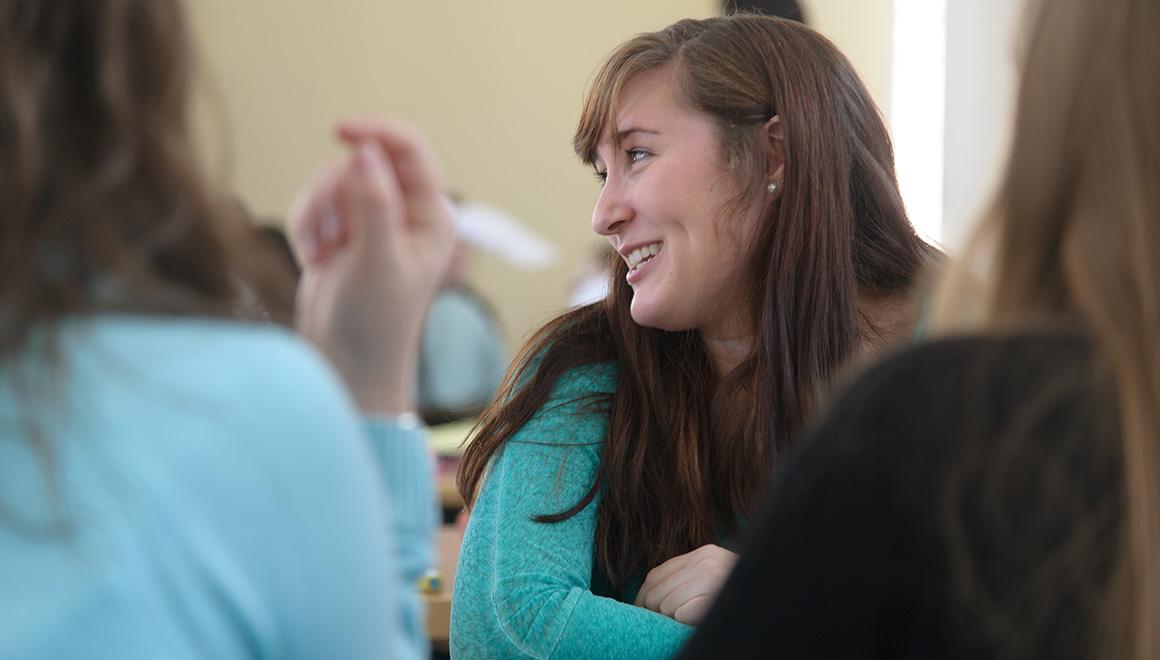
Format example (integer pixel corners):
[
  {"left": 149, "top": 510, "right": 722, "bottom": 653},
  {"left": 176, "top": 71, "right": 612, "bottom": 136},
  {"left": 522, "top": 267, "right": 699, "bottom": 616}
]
[
  {"left": 701, "top": 331, "right": 753, "bottom": 378},
  {"left": 698, "top": 289, "right": 919, "bottom": 379}
]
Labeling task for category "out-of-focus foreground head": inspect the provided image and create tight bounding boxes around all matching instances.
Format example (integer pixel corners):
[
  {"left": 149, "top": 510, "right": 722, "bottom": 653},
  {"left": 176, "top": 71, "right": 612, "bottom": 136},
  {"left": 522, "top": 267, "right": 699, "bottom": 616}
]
[
  {"left": 0, "top": 0, "right": 240, "bottom": 356},
  {"left": 960, "top": 0, "right": 1160, "bottom": 657},
  {"left": 720, "top": 0, "right": 806, "bottom": 23},
  {"left": 984, "top": 0, "right": 1160, "bottom": 325}
]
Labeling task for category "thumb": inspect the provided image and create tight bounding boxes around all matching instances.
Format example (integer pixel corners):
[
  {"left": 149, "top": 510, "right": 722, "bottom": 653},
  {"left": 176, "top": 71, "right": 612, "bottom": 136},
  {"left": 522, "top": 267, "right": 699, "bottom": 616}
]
[
  {"left": 337, "top": 119, "right": 449, "bottom": 230},
  {"left": 341, "top": 141, "right": 406, "bottom": 254}
]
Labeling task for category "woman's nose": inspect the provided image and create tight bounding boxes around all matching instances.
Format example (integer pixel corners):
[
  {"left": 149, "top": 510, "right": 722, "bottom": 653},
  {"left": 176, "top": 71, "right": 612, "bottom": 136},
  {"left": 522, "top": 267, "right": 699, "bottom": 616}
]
[{"left": 591, "top": 180, "right": 633, "bottom": 237}]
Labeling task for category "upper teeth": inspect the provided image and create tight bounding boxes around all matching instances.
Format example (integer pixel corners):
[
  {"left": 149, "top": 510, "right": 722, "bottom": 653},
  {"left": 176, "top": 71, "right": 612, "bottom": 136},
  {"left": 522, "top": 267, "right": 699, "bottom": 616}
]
[{"left": 627, "top": 243, "right": 662, "bottom": 270}]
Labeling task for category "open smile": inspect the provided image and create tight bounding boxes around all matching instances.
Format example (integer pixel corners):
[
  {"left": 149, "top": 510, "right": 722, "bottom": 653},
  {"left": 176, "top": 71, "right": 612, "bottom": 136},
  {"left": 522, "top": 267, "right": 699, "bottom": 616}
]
[
  {"left": 624, "top": 242, "right": 663, "bottom": 285},
  {"left": 626, "top": 242, "right": 663, "bottom": 271}
]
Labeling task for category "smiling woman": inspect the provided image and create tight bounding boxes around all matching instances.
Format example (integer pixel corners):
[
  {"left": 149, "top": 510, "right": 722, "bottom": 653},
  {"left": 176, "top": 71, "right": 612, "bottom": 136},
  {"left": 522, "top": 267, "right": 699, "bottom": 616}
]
[
  {"left": 588, "top": 64, "right": 770, "bottom": 355},
  {"left": 452, "top": 14, "right": 936, "bottom": 659}
]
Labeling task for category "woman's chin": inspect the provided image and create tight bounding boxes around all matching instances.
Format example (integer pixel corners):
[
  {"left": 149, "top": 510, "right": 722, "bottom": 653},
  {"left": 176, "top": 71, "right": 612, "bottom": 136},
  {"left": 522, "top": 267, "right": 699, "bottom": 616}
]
[
  {"left": 629, "top": 297, "right": 659, "bottom": 328},
  {"left": 629, "top": 298, "right": 689, "bottom": 332}
]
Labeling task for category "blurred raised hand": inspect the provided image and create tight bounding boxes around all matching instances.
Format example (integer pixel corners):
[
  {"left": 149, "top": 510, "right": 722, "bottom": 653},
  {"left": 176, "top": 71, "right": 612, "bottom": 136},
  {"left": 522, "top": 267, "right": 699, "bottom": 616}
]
[{"left": 290, "top": 118, "right": 455, "bottom": 414}]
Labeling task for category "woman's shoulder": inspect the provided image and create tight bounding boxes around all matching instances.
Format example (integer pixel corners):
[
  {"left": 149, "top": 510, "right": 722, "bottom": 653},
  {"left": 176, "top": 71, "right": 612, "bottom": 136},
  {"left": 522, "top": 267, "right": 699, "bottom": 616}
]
[
  {"left": 53, "top": 316, "right": 374, "bottom": 542},
  {"left": 549, "top": 361, "right": 619, "bottom": 395},
  {"left": 59, "top": 315, "right": 358, "bottom": 434},
  {"left": 843, "top": 331, "right": 1093, "bottom": 407},
  {"left": 73, "top": 314, "right": 340, "bottom": 383},
  {"left": 500, "top": 359, "right": 618, "bottom": 448},
  {"left": 515, "top": 335, "right": 619, "bottom": 397},
  {"left": 525, "top": 357, "right": 618, "bottom": 413},
  {"left": 77, "top": 313, "right": 318, "bottom": 355},
  {"left": 807, "top": 330, "right": 1099, "bottom": 466},
  {"left": 772, "top": 329, "right": 1105, "bottom": 525}
]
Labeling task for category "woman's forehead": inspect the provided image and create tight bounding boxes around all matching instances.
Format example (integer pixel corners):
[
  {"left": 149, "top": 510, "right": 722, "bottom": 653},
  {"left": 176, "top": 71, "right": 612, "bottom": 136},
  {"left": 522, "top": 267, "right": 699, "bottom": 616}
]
[
  {"left": 613, "top": 67, "right": 681, "bottom": 126},
  {"left": 577, "top": 62, "right": 683, "bottom": 163}
]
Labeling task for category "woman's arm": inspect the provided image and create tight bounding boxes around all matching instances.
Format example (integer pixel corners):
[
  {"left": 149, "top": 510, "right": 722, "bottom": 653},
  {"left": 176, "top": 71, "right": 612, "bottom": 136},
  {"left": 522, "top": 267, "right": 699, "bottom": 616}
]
[
  {"left": 362, "top": 418, "right": 438, "bottom": 660},
  {"left": 451, "top": 366, "right": 691, "bottom": 659},
  {"left": 289, "top": 118, "right": 454, "bottom": 658}
]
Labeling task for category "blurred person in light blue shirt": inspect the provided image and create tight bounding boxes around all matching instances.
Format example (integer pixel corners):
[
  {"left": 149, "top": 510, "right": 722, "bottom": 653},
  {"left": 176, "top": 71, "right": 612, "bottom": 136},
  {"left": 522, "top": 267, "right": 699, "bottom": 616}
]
[
  {"left": 416, "top": 200, "right": 557, "bottom": 423},
  {"left": 0, "top": 2, "right": 456, "bottom": 658}
]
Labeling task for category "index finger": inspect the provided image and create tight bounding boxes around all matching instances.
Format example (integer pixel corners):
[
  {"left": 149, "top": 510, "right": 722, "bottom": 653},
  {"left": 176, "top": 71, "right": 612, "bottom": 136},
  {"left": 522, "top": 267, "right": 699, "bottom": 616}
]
[
  {"left": 335, "top": 117, "right": 447, "bottom": 200},
  {"left": 288, "top": 159, "right": 347, "bottom": 265},
  {"left": 634, "top": 552, "right": 694, "bottom": 607}
]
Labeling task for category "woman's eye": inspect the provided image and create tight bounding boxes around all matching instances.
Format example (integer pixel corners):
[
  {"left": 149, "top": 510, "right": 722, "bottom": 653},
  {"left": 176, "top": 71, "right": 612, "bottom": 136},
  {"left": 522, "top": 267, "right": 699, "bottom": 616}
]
[
  {"left": 628, "top": 149, "right": 649, "bottom": 164},
  {"left": 593, "top": 170, "right": 608, "bottom": 185}
]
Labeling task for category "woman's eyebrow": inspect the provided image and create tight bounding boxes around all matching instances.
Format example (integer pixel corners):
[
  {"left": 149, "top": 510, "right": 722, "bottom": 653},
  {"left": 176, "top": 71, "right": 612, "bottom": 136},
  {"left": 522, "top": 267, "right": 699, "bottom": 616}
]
[{"left": 615, "top": 127, "right": 661, "bottom": 141}]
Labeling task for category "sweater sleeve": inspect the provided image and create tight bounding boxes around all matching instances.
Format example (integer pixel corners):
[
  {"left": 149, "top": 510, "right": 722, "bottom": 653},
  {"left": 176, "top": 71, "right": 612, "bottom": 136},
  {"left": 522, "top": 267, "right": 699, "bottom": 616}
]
[
  {"left": 361, "top": 418, "right": 439, "bottom": 660},
  {"left": 451, "top": 364, "right": 691, "bottom": 659}
]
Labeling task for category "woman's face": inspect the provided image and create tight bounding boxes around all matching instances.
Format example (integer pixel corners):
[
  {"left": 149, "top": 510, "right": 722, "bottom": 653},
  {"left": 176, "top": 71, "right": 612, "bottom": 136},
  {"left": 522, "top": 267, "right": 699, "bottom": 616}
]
[{"left": 590, "top": 66, "right": 764, "bottom": 336}]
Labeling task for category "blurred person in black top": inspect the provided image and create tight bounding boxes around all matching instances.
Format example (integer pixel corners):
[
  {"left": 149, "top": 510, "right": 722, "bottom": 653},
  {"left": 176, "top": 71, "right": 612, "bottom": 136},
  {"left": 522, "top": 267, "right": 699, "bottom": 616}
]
[
  {"left": 680, "top": 0, "right": 1160, "bottom": 657},
  {"left": 721, "top": 0, "right": 806, "bottom": 22}
]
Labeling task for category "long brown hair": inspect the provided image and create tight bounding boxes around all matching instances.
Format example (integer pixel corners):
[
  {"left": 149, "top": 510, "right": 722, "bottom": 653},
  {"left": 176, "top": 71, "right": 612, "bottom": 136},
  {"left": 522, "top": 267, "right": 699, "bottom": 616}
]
[
  {"left": 0, "top": 0, "right": 256, "bottom": 338},
  {"left": 935, "top": 0, "right": 1160, "bottom": 656},
  {"left": 0, "top": 1, "right": 275, "bottom": 522},
  {"left": 459, "top": 15, "right": 932, "bottom": 588}
]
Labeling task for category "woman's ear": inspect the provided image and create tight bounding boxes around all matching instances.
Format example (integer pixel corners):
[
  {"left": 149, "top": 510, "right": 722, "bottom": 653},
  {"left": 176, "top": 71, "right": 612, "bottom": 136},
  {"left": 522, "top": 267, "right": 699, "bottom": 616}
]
[{"left": 762, "top": 115, "right": 786, "bottom": 184}]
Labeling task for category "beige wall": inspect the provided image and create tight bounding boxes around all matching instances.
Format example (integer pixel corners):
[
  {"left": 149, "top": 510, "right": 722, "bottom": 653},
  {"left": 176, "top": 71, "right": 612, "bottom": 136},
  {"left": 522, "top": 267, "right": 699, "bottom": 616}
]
[
  {"left": 802, "top": 0, "right": 893, "bottom": 118},
  {"left": 188, "top": 0, "right": 893, "bottom": 343},
  {"left": 942, "top": 0, "right": 1023, "bottom": 250}
]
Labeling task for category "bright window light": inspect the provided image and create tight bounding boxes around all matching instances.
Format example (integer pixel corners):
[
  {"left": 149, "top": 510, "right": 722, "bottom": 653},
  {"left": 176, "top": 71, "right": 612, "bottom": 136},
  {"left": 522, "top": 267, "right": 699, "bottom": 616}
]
[{"left": 890, "top": 0, "right": 947, "bottom": 246}]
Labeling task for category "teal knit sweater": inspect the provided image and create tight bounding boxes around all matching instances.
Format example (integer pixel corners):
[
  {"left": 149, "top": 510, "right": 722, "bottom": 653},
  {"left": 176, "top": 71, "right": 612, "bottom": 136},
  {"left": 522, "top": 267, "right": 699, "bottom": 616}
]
[{"left": 450, "top": 363, "right": 692, "bottom": 659}]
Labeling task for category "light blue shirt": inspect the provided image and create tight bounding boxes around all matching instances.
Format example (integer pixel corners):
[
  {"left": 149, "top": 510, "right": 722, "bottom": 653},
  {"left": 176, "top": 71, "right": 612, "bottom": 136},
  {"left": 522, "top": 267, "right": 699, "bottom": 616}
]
[
  {"left": 0, "top": 317, "right": 436, "bottom": 659},
  {"left": 418, "top": 287, "right": 508, "bottom": 415}
]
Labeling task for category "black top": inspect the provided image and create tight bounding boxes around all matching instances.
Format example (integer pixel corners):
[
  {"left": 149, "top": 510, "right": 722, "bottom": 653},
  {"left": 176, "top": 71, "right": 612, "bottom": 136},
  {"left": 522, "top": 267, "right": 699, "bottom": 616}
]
[{"left": 679, "top": 333, "right": 1123, "bottom": 660}]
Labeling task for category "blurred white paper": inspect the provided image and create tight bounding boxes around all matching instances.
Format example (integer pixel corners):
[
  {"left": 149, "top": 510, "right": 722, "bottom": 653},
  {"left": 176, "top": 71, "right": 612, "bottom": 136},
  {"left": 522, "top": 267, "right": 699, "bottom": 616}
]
[{"left": 455, "top": 201, "right": 558, "bottom": 270}]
